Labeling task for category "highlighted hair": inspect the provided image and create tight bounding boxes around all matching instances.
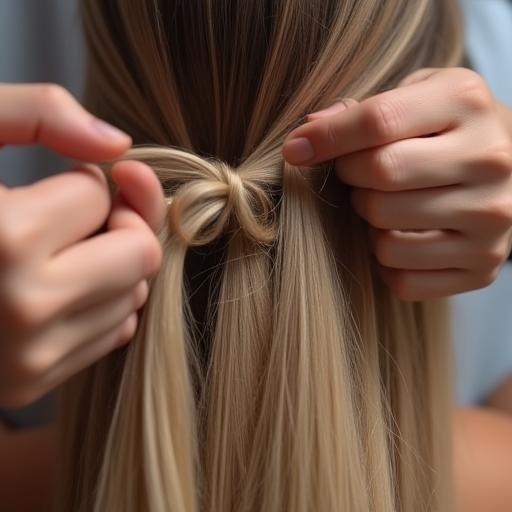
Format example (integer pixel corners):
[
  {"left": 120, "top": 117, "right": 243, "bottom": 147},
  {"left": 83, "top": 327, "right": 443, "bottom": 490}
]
[{"left": 57, "top": 1, "right": 462, "bottom": 511}]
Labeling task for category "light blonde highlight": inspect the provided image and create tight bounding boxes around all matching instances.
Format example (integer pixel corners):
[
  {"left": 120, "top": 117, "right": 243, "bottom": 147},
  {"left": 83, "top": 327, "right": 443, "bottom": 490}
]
[{"left": 56, "top": 1, "right": 463, "bottom": 511}]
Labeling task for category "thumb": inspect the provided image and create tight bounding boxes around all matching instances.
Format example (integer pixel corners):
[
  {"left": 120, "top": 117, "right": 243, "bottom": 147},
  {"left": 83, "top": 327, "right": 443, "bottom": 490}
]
[{"left": 109, "top": 160, "right": 166, "bottom": 234}]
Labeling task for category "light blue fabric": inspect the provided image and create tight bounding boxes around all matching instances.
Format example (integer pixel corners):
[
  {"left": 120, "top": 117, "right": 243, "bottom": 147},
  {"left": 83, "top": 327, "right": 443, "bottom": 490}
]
[
  {"left": 453, "top": 266, "right": 512, "bottom": 405},
  {"left": 453, "top": 0, "right": 512, "bottom": 405},
  {"left": 462, "top": 0, "right": 512, "bottom": 106}
]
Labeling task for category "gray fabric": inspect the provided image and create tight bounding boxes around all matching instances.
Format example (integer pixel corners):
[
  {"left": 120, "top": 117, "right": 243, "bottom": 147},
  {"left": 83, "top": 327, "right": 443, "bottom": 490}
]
[
  {"left": 452, "top": 0, "right": 512, "bottom": 405},
  {"left": 0, "top": 392, "right": 56, "bottom": 429},
  {"left": 453, "top": 266, "right": 512, "bottom": 405},
  {"left": 0, "top": 0, "right": 85, "bottom": 187},
  {"left": 0, "top": 0, "right": 85, "bottom": 428},
  {"left": 462, "top": 0, "right": 512, "bottom": 106}
]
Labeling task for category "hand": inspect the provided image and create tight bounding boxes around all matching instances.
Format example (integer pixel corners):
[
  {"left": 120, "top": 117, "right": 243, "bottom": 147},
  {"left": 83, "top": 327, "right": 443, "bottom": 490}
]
[
  {"left": 0, "top": 83, "right": 166, "bottom": 407},
  {"left": 283, "top": 68, "right": 512, "bottom": 300}
]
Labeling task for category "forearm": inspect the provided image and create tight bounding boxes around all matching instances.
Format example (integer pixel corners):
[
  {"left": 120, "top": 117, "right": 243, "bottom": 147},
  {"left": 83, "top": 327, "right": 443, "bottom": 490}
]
[
  {"left": 454, "top": 408, "right": 512, "bottom": 512},
  {"left": 0, "top": 422, "right": 56, "bottom": 511}
]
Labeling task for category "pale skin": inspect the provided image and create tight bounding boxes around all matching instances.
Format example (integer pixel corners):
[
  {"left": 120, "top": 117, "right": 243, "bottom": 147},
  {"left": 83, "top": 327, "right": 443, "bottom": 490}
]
[
  {"left": 0, "top": 83, "right": 166, "bottom": 409},
  {"left": 2, "top": 67, "right": 512, "bottom": 509},
  {"left": 284, "top": 67, "right": 512, "bottom": 300}
]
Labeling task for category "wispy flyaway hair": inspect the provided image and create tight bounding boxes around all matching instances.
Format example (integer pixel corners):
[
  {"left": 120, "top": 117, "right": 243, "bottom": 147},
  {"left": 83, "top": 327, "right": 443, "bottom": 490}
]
[{"left": 57, "top": 1, "right": 463, "bottom": 511}]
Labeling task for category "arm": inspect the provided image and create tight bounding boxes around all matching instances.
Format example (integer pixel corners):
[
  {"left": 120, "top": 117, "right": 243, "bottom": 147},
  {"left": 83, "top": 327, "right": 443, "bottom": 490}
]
[
  {"left": 0, "top": 421, "right": 56, "bottom": 512},
  {"left": 454, "top": 407, "right": 512, "bottom": 512}
]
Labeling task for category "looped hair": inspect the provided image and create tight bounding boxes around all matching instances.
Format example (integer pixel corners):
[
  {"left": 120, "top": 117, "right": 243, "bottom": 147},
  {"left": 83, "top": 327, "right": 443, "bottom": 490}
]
[
  {"left": 158, "top": 150, "right": 278, "bottom": 246},
  {"left": 58, "top": 1, "right": 463, "bottom": 511}
]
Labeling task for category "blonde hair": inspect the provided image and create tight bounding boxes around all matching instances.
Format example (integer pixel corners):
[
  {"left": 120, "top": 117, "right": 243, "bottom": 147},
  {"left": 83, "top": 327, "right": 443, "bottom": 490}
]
[{"left": 57, "top": 1, "right": 463, "bottom": 511}]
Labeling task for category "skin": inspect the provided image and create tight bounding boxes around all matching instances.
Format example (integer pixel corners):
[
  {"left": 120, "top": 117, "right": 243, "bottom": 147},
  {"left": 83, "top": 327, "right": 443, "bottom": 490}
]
[
  {"left": 0, "top": 422, "right": 56, "bottom": 512},
  {"left": 283, "top": 67, "right": 512, "bottom": 300},
  {"left": 2, "top": 69, "right": 512, "bottom": 508},
  {"left": 487, "top": 375, "right": 512, "bottom": 415},
  {"left": 454, "top": 407, "right": 512, "bottom": 512},
  {"left": 0, "top": 83, "right": 166, "bottom": 408}
]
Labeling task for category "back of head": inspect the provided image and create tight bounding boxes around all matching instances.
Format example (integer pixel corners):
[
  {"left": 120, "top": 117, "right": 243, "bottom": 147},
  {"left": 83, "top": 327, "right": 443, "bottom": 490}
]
[{"left": 57, "top": 1, "right": 462, "bottom": 511}]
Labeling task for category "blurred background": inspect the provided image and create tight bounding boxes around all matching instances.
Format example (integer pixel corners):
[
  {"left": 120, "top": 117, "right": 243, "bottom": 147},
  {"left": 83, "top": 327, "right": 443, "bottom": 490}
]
[{"left": 0, "top": 0, "right": 511, "bottom": 425}]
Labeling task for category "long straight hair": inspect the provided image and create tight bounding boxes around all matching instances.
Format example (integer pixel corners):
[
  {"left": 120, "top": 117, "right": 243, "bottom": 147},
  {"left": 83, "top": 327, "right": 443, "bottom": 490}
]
[{"left": 57, "top": 1, "right": 463, "bottom": 511}]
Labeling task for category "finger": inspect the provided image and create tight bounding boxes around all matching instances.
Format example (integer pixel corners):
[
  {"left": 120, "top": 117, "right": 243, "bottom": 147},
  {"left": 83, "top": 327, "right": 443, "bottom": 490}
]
[
  {"left": 0, "top": 83, "right": 131, "bottom": 161},
  {"left": 335, "top": 133, "right": 470, "bottom": 191},
  {"left": 283, "top": 71, "right": 459, "bottom": 166},
  {"left": 398, "top": 68, "right": 440, "bottom": 87},
  {"left": 54, "top": 311, "right": 138, "bottom": 379},
  {"left": 45, "top": 226, "right": 161, "bottom": 313},
  {"left": 306, "top": 99, "right": 358, "bottom": 121},
  {"left": 370, "top": 228, "right": 477, "bottom": 270},
  {"left": 60, "top": 280, "right": 147, "bottom": 355},
  {"left": 22, "top": 313, "right": 138, "bottom": 404},
  {"left": 110, "top": 160, "right": 166, "bottom": 234},
  {"left": 29, "top": 279, "right": 148, "bottom": 363},
  {"left": 2, "top": 164, "right": 111, "bottom": 259},
  {"left": 350, "top": 186, "right": 486, "bottom": 231},
  {"left": 106, "top": 190, "right": 163, "bottom": 269},
  {"left": 377, "top": 265, "right": 497, "bottom": 301},
  {"left": 107, "top": 184, "right": 161, "bottom": 239}
]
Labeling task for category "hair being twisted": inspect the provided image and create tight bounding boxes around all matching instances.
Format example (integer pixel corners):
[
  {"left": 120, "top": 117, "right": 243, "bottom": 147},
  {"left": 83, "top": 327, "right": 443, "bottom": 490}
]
[
  {"left": 58, "top": 0, "right": 463, "bottom": 510},
  {"left": 153, "top": 149, "right": 278, "bottom": 247}
]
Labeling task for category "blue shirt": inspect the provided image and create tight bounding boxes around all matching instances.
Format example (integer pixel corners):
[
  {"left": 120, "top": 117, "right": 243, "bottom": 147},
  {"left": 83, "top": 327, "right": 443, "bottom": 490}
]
[
  {"left": 462, "top": 0, "right": 512, "bottom": 106},
  {"left": 453, "top": 0, "right": 512, "bottom": 405}
]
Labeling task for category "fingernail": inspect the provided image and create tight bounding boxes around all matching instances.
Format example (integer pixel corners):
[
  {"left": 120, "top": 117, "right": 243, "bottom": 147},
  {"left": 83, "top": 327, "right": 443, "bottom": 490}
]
[
  {"left": 91, "top": 118, "right": 131, "bottom": 142},
  {"left": 308, "top": 100, "right": 349, "bottom": 120},
  {"left": 283, "top": 137, "right": 315, "bottom": 164}
]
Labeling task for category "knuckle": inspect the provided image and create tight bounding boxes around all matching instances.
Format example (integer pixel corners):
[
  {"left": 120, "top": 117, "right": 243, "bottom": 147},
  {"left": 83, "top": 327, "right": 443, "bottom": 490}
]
[
  {"left": 17, "top": 345, "right": 55, "bottom": 381},
  {"left": 324, "top": 120, "right": 342, "bottom": 151},
  {"left": 473, "top": 239, "right": 510, "bottom": 270},
  {"left": 2, "top": 286, "right": 51, "bottom": 334},
  {"left": 36, "top": 83, "right": 71, "bottom": 107},
  {"left": 373, "top": 147, "right": 403, "bottom": 190},
  {"left": 0, "top": 218, "right": 42, "bottom": 263},
  {"left": 364, "top": 100, "right": 401, "bottom": 141},
  {"left": 479, "top": 246, "right": 506, "bottom": 269},
  {"left": 363, "top": 193, "right": 388, "bottom": 228},
  {"left": 473, "top": 268, "right": 500, "bottom": 290},
  {"left": 455, "top": 73, "right": 493, "bottom": 113},
  {"left": 374, "top": 232, "right": 396, "bottom": 267},
  {"left": 140, "top": 234, "right": 163, "bottom": 276},
  {"left": 481, "top": 144, "right": 512, "bottom": 176},
  {"left": 119, "top": 314, "right": 138, "bottom": 344},
  {"left": 74, "top": 163, "right": 110, "bottom": 195},
  {"left": 484, "top": 199, "right": 512, "bottom": 228},
  {"left": 132, "top": 280, "right": 149, "bottom": 310}
]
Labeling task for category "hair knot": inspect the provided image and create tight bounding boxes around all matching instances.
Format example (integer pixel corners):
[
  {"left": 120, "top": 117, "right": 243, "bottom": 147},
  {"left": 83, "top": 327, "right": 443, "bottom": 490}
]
[{"left": 158, "top": 150, "right": 277, "bottom": 247}]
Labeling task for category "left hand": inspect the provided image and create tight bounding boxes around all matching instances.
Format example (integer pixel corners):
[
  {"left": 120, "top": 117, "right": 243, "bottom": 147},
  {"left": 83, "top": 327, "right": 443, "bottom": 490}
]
[{"left": 283, "top": 67, "right": 512, "bottom": 300}]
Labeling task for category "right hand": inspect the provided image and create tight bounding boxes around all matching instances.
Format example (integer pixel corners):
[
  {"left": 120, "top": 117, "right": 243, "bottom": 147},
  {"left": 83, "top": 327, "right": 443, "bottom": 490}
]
[{"left": 0, "top": 83, "right": 166, "bottom": 407}]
